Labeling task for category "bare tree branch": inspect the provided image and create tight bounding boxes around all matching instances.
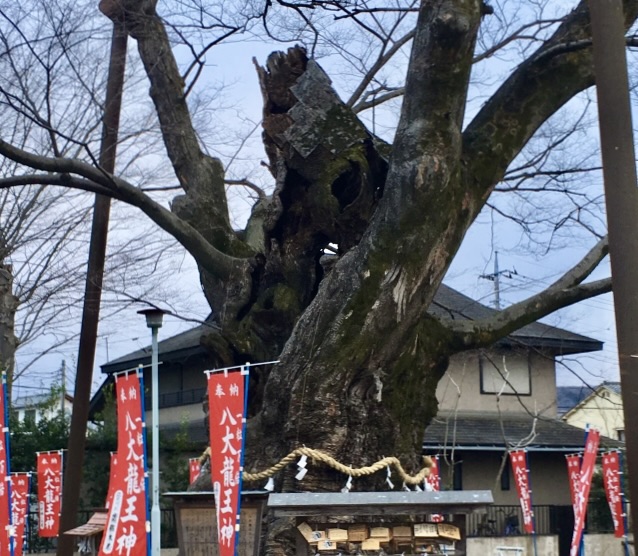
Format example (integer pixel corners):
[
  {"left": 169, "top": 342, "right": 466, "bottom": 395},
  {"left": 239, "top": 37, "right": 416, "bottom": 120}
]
[
  {"left": 462, "top": 1, "right": 638, "bottom": 198},
  {"left": 0, "top": 141, "right": 253, "bottom": 281},
  {"left": 447, "top": 236, "right": 611, "bottom": 347}
]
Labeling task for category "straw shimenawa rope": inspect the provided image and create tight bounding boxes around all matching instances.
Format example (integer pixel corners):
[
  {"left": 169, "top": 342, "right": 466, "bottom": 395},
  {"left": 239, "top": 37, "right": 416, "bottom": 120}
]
[{"left": 200, "top": 447, "right": 432, "bottom": 486}]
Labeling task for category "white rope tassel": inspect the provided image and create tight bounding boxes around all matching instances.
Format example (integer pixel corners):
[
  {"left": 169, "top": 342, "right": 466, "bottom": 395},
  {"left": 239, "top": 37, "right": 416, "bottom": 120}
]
[
  {"left": 295, "top": 453, "right": 308, "bottom": 480},
  {"left": 341, "top": 475, "right": 353, "bottom": 493},
  {"left": 386, "top": 465, "right": 395, "bottom": 489}
]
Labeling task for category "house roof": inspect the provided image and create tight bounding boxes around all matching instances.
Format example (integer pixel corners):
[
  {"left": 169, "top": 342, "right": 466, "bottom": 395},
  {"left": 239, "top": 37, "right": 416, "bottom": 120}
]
[
  {"left": 601, "top": 381, "right": 621, "bottom": 395},
  {"left": 561, "top": 381, "right": 623, "bottom": 420},
  {"left": 13, "top": 393, "right": 74, "bottom": 409},
  {"left": 101, "top": 321, "right": 217, "bottom": 374},
  {"left": 430, "top": 286, "right": 602, "bottom": 355},
  {"left": 423, "top": 412, "right": 623, "bottom": 453},
  {"left": 101, "top": 284, "right": 601, "bottom": 374},
  {"left": 556, "top": 385, "right": 595, "bottom": 416}
]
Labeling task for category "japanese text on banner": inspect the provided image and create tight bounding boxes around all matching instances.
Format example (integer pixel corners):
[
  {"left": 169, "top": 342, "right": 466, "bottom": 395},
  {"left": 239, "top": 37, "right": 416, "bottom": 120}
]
[
  {"left": 509, "top": 450, "right": 535, "bottom": 534},
  {"left": 37, "top": 452, "right": 62, "bottom": 538},
  {"left": 208, "top": 369, "right": 247, "bottom": 556},
  {"left": 602, "top": 452, "right": 625, "bottom": 539},
  {"left": 98, "top": 372, "right": 149, "bottom": 556},
  {"left": 565, "top": 454, "right": 581, "bottom": 513},
  {"left": 12, "top": 473, "right": 30, "bottom": 556}
]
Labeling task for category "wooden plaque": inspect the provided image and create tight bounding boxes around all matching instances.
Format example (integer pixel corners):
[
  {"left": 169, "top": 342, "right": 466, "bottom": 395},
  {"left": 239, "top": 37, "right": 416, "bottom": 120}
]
[{"left": 173, "top": 494, "right": 264, "bottom": 556}]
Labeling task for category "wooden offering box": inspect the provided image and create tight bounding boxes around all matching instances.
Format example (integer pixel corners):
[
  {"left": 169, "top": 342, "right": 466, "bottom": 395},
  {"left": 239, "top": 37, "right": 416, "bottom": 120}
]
[{"left": 269, "top": 490, "right": 492, "bottom": 556}]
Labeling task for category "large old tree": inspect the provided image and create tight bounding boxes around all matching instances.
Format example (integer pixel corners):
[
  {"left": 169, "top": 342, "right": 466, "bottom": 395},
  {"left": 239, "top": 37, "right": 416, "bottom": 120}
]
[{"left": 0, "top": 0, "right": 633, "bottom": 551}]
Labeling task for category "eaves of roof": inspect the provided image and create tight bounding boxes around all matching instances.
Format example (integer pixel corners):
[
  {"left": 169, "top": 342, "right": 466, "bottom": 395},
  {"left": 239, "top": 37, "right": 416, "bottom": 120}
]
[{"left": 423, "top": 412, "right": 623, "bottom": 453}]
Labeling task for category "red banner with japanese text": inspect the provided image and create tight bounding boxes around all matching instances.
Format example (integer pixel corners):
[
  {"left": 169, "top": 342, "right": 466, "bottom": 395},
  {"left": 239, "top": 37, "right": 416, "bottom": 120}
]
[
  {"left": 570, "top": 428, "right": 600, "bottom": 556},
  {"left": 0, "top": 374, "right": 12, "bottom": 555},
  {"left": 11, "top": 473, "right": 30, "bottom": 556},
  {"left": 565, "top": 454, "right": 581, "bottom": 513},
  {"left": 99, "top": 371, "right": 150, "bottom": 556},
  {"left": 37, "top": 452, "right": 62, "bottom": 537},
  {"left": 207, "top": 367, "right": 248, "bottom": 556},
  {"left": 602, "top": 451, "right": 625, "bottom": 538},
  {"left": 189, "top": 458, "right": 201, "bottom": 485},
  {"left": 510, "top": 450, "right": 534, "bottom": 534}
]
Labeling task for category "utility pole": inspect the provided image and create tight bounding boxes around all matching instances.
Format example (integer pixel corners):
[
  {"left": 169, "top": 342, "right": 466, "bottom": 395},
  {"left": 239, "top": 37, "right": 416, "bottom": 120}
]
[
  {"left": 55, "top": 19, "right": 127, "bottom": 556},
  {"left": 479, "top": 251, "right": 517, "bottom": 309},
  {"left": 494, "top": 251, "right": 501, "bottom": 310},
  {"left": 60, "top": 359, "right": 66, "bottom": 417},
  {"left": 589, "top": 0, "right": 638, "bottom": 547}
]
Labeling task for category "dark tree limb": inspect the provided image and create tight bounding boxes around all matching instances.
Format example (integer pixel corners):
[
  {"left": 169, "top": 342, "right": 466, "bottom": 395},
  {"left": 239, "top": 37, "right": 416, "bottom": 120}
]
[{"left": 98, "top": 0, "right": 253, "bottom": 261}]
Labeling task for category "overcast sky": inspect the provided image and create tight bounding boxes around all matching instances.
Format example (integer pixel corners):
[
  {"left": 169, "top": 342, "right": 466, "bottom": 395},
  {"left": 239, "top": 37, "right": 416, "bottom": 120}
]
[{"left": 9, "top": 1, "right": 624, "bottom": 400}]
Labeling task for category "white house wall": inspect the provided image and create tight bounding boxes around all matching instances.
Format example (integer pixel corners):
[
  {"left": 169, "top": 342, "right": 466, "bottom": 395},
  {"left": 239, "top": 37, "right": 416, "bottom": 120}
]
[{"left": 563, "top": 389, "right": 624, "bottom": 440}]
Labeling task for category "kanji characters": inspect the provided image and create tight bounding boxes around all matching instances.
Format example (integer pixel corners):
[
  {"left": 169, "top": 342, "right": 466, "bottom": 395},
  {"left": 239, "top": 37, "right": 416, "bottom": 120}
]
[{"left": 98, "top": 372, "right": 149, "bottom": 556}]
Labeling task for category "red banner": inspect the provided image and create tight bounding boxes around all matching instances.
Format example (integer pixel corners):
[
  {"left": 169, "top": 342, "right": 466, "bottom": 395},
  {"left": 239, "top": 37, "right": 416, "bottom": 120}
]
[
  {"left": 424, "top": 456, "right": 440, "bottom": 491},
  {"left": 11, "top": 473, "right": 30, "bottom": 556},
  {"left": 424, "top": 456, "right": 443, "bottom": 522},
  {"left": 602, "top": 451, "right": 625, "bottom": 538},
  {"left": 105, "top": 452, "right": 118, "bottom": 510},
  {"left": 99, "top": 371, "right": 149, "bottom": 556},
  {"left": 565, "top": 454, "right": 581, "bottom": 513},
  {"left": 189, "top": 458, "right": 201, "bottom": 485},
  {"left": 570, "top": 428, "right": 600, "bottom": 556},
  {"left": 0, "top": 375, "right": 12, "bottom": 554},
  {"left": 37, "top": 452, "right": 62, "bottom": 537},
  {"left": 510, "top": 450, "right": 534, "bottom": 534},
  {"left": 208, "top": 368, "right": 247, "bottom": 556}
]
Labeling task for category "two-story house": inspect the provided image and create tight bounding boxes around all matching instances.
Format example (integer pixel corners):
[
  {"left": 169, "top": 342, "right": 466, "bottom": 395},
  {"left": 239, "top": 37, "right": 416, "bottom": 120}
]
[
  {"left": 13, "top": 392, "right": 73, "bottom": 424},
  {"left": 561, "top": 381, "right": 624, "bottom": 441}
]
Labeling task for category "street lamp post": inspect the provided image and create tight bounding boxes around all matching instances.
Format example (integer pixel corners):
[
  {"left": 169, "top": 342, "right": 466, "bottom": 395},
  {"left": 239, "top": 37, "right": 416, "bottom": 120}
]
[{"left": 138, "top": 308, "right": 167, "bottom": 556}]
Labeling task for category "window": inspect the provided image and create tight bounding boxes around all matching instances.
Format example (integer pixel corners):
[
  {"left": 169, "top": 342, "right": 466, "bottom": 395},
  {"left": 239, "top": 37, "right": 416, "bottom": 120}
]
[
  {"left": 617, "top": 429, "right": 626, "bottom": 442},
  {"left": 24, "top": 409, "right": 36, "bottom": 423},
  {"left": 480, "top": 352, "right": 531, "bottom": 396}
]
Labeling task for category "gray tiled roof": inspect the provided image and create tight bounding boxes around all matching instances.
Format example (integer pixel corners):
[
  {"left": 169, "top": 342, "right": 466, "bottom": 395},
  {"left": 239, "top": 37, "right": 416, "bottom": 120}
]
[
  {"left": 102, "top": 284, "right": 602, "bottom": 372},
  {"left": 602, "top": 381, "right": 621, "bottom": 395},
  {"left": 431, "top": 285, "right": 602, "bottom": 354},
  {"left": 423, "top": 412, "right": 623, "bottom": 452},
  {"left": 102, "top": 321, "right": 215, "bottom": 372},
  {"left": 557, "top": 381, "right": 622, "bottom": 416},
  {"left": 556, "top": 385, "right": 594, "bottom": 415}
]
